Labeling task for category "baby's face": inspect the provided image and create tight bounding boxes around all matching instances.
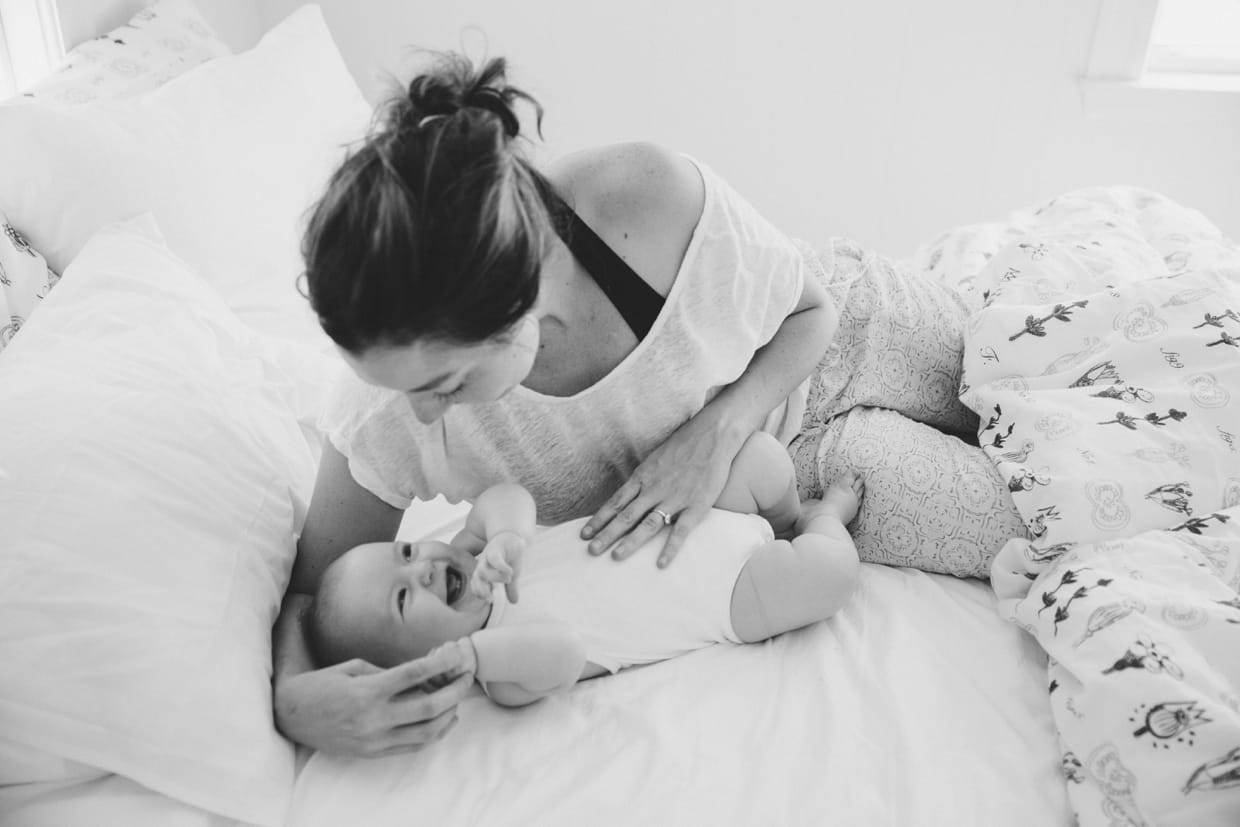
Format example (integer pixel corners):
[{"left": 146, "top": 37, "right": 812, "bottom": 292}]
[{"left": 328, "top": 539, "right": 490, "bottom": 666}]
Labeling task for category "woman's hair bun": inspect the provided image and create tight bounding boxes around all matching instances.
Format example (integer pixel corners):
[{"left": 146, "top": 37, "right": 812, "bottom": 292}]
[{"left": 395, "top": 53, "right": 541, "bottom": 140}]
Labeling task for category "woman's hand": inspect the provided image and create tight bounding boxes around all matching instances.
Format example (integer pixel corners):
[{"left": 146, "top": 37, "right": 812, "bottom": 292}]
[
  {"left": 273, "top": 646, "right": 475, "bottom": 758},
  {"left": 581, "top": 408, "right": 746, "bottom": 568},
  {"left": 470, "top": 530, "right": 526, "bottom": 603}
]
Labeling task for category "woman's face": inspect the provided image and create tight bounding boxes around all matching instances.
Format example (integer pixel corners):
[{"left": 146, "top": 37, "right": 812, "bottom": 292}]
[{"left": 341, "top": 315, "right": 539, "bottom": 424}]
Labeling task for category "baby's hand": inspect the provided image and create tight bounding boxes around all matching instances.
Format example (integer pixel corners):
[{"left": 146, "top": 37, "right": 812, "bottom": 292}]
[{"left": 470, "top": 530, "right": 526, "bottom": 604}]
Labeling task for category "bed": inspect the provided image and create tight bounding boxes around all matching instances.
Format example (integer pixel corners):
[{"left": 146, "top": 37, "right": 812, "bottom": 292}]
[{"left": 0, "top": 3, "right": 1234, "bottom": 826}]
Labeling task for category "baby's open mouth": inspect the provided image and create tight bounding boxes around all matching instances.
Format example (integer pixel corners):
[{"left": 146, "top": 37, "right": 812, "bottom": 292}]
[{"left": 445, "top": 565, "right": 464, "bottom": 606}]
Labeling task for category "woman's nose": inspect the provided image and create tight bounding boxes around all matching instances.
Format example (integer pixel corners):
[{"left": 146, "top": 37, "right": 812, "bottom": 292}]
[{"left": 408, "top": 394, "right": 451, "bottom": 424}]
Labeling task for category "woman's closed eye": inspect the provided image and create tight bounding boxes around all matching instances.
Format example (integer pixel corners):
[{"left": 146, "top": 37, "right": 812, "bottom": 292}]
[{"left": 433, "top": 385, "right": 464, "bottom": 402}]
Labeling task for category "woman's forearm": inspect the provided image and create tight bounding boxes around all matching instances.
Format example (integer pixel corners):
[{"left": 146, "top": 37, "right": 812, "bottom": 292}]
[
  {"left": 706, "top": 283, "right": 837, "bottom": 440},
  {"left": 273, "top": 593, "right": 315, "bottom": 685}
]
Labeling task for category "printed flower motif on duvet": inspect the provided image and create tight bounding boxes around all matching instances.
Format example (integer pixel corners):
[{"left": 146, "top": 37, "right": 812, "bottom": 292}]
[
  {"left": 965, "top": 186, "right": 1240, "bottom": 826},
  {"left": 992, "top": 505, "right": 1240, "bottom": 826},
  {"left": 0, "top": 217, "right": 60, "bottom": 355},
  {"left": 959, "top": 191, "right": 1240, "bottom": 559}
]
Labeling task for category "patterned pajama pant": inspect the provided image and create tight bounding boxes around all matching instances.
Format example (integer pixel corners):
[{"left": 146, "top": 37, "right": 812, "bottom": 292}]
[{"left": 790, "top": 238, "right": 1029, "bottom": 578}]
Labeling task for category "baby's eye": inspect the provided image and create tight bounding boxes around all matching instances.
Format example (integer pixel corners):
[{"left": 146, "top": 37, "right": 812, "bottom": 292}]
[{"left": 397, "top": 587, "right": 408, "bottom": 615}]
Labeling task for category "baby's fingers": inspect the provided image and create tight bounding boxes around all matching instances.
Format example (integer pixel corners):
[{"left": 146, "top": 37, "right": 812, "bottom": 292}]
[{"left": 469, "top": 571, "right": 494, "bottom": 602}]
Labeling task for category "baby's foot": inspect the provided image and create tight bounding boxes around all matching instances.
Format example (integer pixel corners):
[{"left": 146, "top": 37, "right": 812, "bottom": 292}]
[{"left": 798, "top": 471, "right": 863, "bottom": 531}]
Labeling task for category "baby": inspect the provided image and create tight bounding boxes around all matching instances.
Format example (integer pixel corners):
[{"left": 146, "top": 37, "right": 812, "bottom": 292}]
[{"left": 306, "top": 431, "right": 863, "bottom": 707}]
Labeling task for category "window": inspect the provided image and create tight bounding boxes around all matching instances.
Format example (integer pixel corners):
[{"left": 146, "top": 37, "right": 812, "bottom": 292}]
[
  {"left": 1083, "top": 0, "right": 1239, "bottom": 116},
  {"left": 0, "top": 0, "right": 64, "bottom": 98},
  {"left": 1145, "top": 0, "right": 1240, "bottom": 75},
  {"left": 1087, "top": 0, "right": 1240, "bottom": 82}
]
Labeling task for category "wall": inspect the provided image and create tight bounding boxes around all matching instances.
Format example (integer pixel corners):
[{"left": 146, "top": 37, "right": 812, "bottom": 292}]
[{"left": 255, "top": 0, "right": 1240, "bottom": 257}]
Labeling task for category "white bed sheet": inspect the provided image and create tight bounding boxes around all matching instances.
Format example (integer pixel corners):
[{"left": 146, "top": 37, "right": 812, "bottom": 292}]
[{"left": 285, "top": 564, "right": 1072, "bottom": 827}]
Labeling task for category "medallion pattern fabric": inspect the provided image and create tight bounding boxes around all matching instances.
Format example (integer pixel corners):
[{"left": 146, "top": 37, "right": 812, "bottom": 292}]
[
  {"left": 792, "top": 405, "right": 1027, "bottom": 578},
  {"left": 961, "top": 186, "right": 1240, "bottom": 826},
  {"left": 792, "top": 236, "right": 1025, "bottom": 578}
]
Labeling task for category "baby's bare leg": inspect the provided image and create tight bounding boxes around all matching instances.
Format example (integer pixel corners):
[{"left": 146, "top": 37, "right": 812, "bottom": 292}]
[
  {"left": 715, "top": 432, "right": 800, "bottom": 535},
  {"left": 798, "top": 472, "right": 864, "bottom": 533}
]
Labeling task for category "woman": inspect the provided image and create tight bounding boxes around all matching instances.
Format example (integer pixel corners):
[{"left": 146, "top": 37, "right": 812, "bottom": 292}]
[{"left": 275, "top": 54, "right": 1026, "bottom": 755}]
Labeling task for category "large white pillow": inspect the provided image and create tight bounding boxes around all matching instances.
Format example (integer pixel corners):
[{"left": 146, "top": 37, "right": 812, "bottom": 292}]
[
  {"left": 0, "top": 215, "right": 338, "bottom": 827},
  {"left": 14, "top": 0, "right": 231, "bottom": 104},
  {"left": 0, "top": 3, "right": 369, "bottom": 337}
]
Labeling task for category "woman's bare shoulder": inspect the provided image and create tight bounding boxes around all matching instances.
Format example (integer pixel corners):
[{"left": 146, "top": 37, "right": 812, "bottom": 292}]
[
  {"left": 545, "top": 143, "right": 704, "bottom": 294},
  {"left": 549, "top": 142, "right": 702, "bottom": 223}
]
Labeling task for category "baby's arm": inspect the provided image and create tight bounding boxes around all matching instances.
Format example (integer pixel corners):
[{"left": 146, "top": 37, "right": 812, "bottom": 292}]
[
  {"left": 465, "top": 622, "right": 588, "bottom": 707},
  {"left": 450, "top": 483, "right": 537, "bottom": 555},
  {"left": 713, "top": 431, "right": 801, "bottom": 535},
  {"left": 729, "top": 473, "right": 863, "bottom": 643}
]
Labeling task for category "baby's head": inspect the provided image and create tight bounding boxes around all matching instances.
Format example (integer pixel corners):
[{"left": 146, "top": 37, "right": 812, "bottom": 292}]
[{"left": 308, "top": 539, "right": 490, "bottom": 668}]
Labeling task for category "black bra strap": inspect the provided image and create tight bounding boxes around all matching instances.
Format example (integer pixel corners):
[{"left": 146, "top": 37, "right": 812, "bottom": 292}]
[{"left": 539, "top": 184, "right": 665, "bottom": 340}]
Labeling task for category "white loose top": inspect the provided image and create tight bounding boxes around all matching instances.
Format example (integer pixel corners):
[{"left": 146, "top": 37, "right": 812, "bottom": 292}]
[
  {"left": 321, "top": 158, "right": 810, "bottom": 522},
  {"left": 485, "top": 510, "right": 773, "bottom": 673}
]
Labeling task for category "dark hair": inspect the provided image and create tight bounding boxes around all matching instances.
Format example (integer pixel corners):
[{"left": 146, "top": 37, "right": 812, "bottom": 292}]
[{"left": 303, "top": 54, "right": 552, "bottom": 354}]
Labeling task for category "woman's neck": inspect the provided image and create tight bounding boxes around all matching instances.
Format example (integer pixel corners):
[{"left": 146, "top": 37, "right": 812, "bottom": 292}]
[{"left": 522, "top": 238, "right": 637, "bottom": 396}]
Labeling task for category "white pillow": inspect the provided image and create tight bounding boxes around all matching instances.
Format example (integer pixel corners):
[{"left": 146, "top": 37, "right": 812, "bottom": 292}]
[
  {"left": 0, "top": 215, "right": 336, "bottom": 827},
  {"left": 0, "top": 3, "right": 370, "bottom": 338},
  {"left": 15, "top": 0, "right": 231, "bottom": 103}
]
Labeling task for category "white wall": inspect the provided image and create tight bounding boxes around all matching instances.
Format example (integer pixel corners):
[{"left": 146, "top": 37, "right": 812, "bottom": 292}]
[
  {"left": 53, "top": 0, "right": 1239, "bottom": 257},
  {"left": 253, "top": 0, "right": 1240, "bottom": 257}
]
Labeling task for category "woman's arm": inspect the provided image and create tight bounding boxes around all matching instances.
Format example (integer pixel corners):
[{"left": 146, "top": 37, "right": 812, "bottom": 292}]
[
  {"left": 290, "top": 442, "right": 403, "bottom": 595},
  {"left": 467, "top": 622, "right": 588, "bottom": 707},
  {"left": 573, "top": 143, "right": 838, "bottom": 567},
  {"left": 586, "top": 266, "right": 836, "bottom": 567},
  {"left": 274, "top": 443, "right": 474, "bottom": 755}
]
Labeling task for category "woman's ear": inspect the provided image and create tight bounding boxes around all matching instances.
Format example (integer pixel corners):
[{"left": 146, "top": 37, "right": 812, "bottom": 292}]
[{"left": 509, "top": 313, "right": 540, "bottom": 350}]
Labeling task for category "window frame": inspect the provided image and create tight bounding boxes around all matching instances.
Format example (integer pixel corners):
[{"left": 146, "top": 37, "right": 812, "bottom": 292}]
[
  {"left": 0, "top": 0, "right": 65, "bottom": 98},
  {"left": 1087, "top": 0, "right": 1240, "bottom": 82}
]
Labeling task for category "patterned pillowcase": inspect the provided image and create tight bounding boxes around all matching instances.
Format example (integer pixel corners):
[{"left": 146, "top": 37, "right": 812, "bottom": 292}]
[
  {"left": 0, "top": 213, "right": 59, "bottom": 355},
  {"left": 15, "top": 0, "right": 230, "bottom": 104},
  {"left": 1, "top": 0, "right": 228, "bottom": 352}
]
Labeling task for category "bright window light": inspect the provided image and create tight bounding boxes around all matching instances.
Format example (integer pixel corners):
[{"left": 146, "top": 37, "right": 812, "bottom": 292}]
[
  {"left": 0, "top": 0, "right": 64, "bottom": 98},
  {"left": 1146, "top": 0, "right": 1240, "bottom": 74}
]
